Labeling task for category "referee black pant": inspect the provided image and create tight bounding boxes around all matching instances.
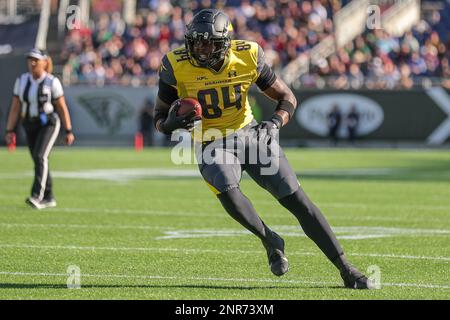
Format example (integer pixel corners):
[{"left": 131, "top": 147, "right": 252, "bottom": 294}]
[{"left": 23, "top": 113, "right": 60, "bottom": 201}]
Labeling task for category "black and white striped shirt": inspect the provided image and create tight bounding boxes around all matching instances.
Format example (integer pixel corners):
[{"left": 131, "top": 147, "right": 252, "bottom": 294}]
[{"left": 13, "top": 72, "right": 64, "bottom": 119}]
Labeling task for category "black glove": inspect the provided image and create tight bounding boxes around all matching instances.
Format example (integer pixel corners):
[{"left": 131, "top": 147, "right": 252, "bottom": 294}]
[
  {"left": 161, "top": 100, "right": 200, "bottom": 134},
  {"left": 256, "top": 115, "right": 282, "bottom": 144},
  {"left": 257, "top": 120, "right": 280, "bottom": 131}
]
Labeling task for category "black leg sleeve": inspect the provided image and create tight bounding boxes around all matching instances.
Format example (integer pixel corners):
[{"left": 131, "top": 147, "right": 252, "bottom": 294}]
[
  {"left": 218, "top": 187, "right": 276, "bottom": 247},
  {"left": 279, "top": 187, "right": 344, "bottom": 264}
]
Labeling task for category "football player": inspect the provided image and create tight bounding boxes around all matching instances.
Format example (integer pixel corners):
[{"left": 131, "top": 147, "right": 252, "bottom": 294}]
[{"left": 154, "top": 9, "right": 373, "bottom": 289}]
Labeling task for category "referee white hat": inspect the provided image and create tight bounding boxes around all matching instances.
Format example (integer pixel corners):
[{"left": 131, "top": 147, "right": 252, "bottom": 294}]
[{"left": 26, "top": 48, "right": 48, "bottom": 60}]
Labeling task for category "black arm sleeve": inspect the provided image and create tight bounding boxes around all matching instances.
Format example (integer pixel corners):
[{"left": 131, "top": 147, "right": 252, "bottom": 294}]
[
  {"left": 255, "top": 63, "right": 277, "bottom": 91},
  {"left": 157, "top": 54, "right": 179, "bottom": 105},
  {"left": 154, "top": 79, "right": 180, "bottom": 129},
  {"left": 157, "top": 78, "right": 179, "bottom": 105}
]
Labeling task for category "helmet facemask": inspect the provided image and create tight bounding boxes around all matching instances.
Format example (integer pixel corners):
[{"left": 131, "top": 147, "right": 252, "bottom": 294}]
[{"left": 185, "top": 31, "right": 231, "bottom": 69}]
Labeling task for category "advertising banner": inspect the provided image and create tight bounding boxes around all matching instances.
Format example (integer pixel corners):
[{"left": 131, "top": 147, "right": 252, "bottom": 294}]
[{"left": 252, "top": 88, "right": 450, "bottom": 145}]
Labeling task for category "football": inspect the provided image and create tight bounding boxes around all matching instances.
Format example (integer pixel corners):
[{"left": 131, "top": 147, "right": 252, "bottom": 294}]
[{"left": 176, "top": 98, "right": 202, "bottom": 118}]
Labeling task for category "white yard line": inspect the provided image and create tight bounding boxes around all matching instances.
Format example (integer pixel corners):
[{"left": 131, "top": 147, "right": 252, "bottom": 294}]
[
  {"left": 382, "top": 282, "right": 450, "bottom": 289},
  {"left": 0, "top": 223, "right": 166, "bottom": 231},
  {"left": 1, "top": 223, "right": 449, "bottom": 240},
  {"left": 0, "top": 167, "right": 405, "bottom": 182},
  {"left": 1, "top": 205, "right": 449, "bottom": 224},
  {"left": 348, "top": 253, "right": 450, "bottom": 261},
  {"left": 0, "top": 271, "right": 448, "bottom": 290},
  {"left": 314, "top": 202, "right": 450, "bottom": 213},
  {"left": 0, "top": 206, "right": 216, "bottom": 217},
  {"left": 0, "top": 243, "right": 448, "bottom": 262}
]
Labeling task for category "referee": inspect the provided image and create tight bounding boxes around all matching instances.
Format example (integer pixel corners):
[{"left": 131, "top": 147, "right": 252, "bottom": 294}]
[{"left": 4, "top": 48, "right": 75, "bottom": 209}]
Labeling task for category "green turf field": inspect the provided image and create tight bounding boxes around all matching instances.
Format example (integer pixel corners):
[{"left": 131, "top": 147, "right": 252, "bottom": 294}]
[{"left": 0, "top": 147, "right": 449, "bottom": 299}]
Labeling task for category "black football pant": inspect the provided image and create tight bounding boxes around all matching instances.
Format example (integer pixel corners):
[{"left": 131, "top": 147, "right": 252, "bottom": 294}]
[
  {"left": 218, "top": 186, "right": 345, "bottom": 266},
  {"left": 23, "top": 113, "right": 60, "bottom": 201},
  {"left": 199, "top": 122, "right": 346, "bottom": 269}
]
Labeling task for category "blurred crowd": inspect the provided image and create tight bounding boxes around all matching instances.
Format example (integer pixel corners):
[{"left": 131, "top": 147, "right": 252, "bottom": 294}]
[
  {"left": 60, "top": 0, "right": 450, "bottom": 89},
  {"left": 304, "top": 18, "right": 450, "bottom": 89}
]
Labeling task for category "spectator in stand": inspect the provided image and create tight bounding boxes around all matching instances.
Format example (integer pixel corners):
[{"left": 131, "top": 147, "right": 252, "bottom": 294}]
[
  {"left": 60, "top": 0, "right": 449, "bottom": 89},
  {"left": 348, "top": 63, "right": 364, "bottom": 89}
]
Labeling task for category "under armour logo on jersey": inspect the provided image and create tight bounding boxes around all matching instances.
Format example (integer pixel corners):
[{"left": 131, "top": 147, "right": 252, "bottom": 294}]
[{"left": 228, "top": 70, "right": 237, "bottom": 78}]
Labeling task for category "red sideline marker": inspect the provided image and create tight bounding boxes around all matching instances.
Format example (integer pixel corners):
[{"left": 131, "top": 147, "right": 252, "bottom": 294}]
[
  {"left": 135, "top": 132, "right": 143, "bottom": 152},
  {"left": 7, "top": 133, "right": 16, "bottom": 152}
]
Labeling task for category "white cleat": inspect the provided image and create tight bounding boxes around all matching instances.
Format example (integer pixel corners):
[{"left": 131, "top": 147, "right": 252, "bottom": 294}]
[
  {"left": 40, "top": 198, "right": 57, "bottom": 209},
  {"left": 26, "top": 197, "right": 43, "bottom": 210},
  {"left": 25, "top": 197, "right": 57, "bottom": 210}
]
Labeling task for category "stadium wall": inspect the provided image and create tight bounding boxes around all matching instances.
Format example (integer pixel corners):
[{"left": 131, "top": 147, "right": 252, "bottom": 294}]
[
  {"left": 1, "top": 86, "right": 449, "bottom": 146},
  {"left": 0, "top": 55, "right": 28, "bottom": 145},
  {"left": 254, "top": 87, "right": 450, "bottom": 146},
  {"left": 0, "top": 15, "right": 46, "bottom": 146}
]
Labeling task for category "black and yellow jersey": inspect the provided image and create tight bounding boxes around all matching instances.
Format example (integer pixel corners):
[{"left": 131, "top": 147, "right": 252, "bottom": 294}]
[{"left": 158, "top": 40, "right": 276, "bottom": 141}]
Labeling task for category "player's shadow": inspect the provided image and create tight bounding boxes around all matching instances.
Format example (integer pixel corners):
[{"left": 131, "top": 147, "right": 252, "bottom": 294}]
[{"left": 0, "top": 283, "right": 337, "bottom": 290}]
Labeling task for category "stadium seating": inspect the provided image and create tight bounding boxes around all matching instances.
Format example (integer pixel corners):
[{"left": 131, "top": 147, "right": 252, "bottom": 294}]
[{"left": 60, "top": 0, "right": 450, "bottom": 89}]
